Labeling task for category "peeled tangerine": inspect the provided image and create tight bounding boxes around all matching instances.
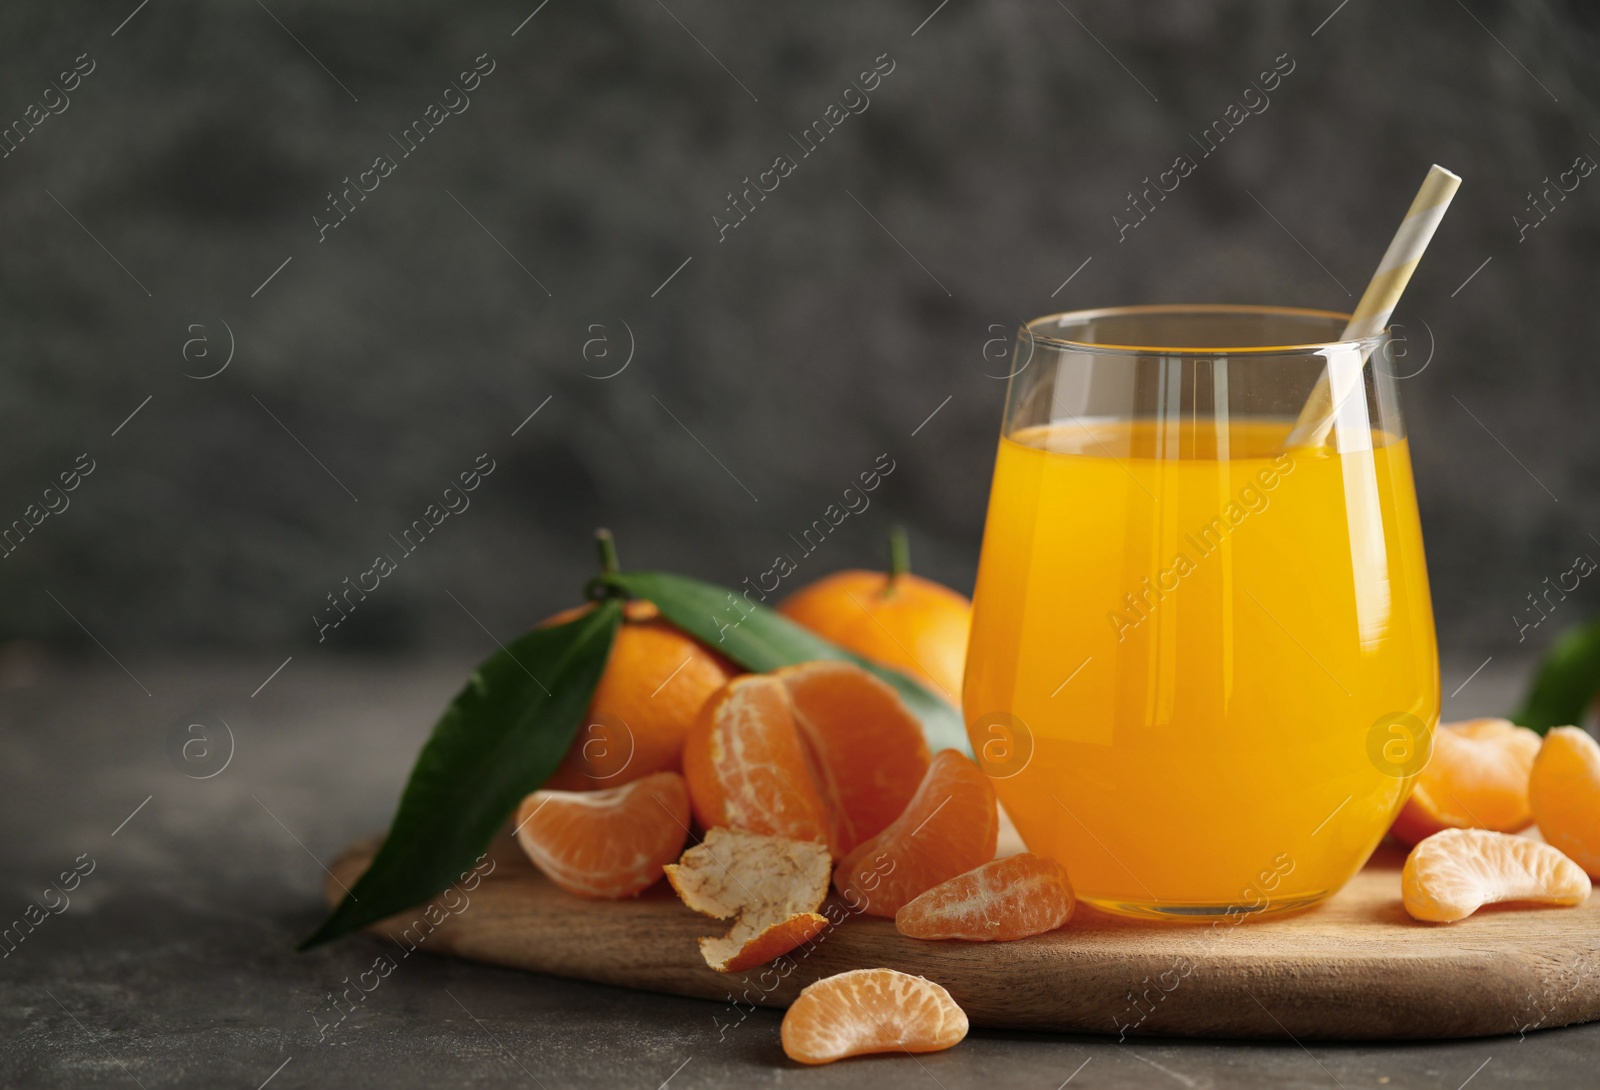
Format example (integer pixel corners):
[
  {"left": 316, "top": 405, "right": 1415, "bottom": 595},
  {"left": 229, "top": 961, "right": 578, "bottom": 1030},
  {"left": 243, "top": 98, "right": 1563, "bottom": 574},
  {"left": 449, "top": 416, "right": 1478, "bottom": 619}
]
[
  {"left": 1401, "top": 828, "right": 1590, "bottom": 923},
  {"left": 1530, "top": 726, "right": 1600, "bottom": 877},
  {"left": 896, "top": 853, "right": 1075, "bottom": 941},
  {"left": 665, "top": 827, "right": 831, "bottom": 972},
  {"left": 1390, "top": 718, "right": 1542, "bottom": 846},
  {"left": 682, "top": 661, "right": 931, "bottom": 858},
  {"left": 781, "top": 969, "right": 968, "bottom": 1065},
  {"left": 514, "top": 771, "right": 689, "bottom": 899},
  {"left": 835, "top": 750, "right": 998, "bottom": 917}
]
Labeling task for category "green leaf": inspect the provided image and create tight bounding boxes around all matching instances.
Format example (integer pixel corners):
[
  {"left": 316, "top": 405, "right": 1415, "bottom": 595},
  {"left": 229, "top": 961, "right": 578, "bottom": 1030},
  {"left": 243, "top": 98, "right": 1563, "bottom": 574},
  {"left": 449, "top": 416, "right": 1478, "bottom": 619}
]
[
  {"left": 299, "top": 599, "right": 623, "bottom": 949},
  {"left": 1513, "top": 615, "right": 1600, "bottom": 734},
  {"left": 600, "top": 570, "right": 971, "bottom": 755}
]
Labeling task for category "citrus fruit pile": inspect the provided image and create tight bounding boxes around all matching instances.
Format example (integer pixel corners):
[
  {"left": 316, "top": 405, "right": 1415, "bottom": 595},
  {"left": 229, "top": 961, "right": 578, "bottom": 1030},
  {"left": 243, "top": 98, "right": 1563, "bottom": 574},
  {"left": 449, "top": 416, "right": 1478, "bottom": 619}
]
[
  {"left": 1391, "top": 718, "right": 1598, "bottom": 922},
  {"left": 505, "top": 536, "right": 1076, "bottom": 1062},
  {"left": 513, "top": 647, "right": 1070, "bottom": 1063}
]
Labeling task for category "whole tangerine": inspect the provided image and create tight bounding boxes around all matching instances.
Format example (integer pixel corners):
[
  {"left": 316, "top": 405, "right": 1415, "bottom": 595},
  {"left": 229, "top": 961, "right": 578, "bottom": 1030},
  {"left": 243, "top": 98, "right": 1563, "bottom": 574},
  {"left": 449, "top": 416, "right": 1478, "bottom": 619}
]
[
  {"left": 777, "top": 527, "right": 971, "bottom": 704},
  {"left": 544, "top": 533, "right": 738, "bottom": 790}
]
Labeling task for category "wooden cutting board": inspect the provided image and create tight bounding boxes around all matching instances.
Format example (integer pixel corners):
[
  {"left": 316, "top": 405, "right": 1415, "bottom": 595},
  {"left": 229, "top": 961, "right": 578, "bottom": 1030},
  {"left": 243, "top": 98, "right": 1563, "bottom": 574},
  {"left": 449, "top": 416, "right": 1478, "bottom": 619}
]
[{"left": 326, "top": 835, "right": 1600, "bottom": 1040}]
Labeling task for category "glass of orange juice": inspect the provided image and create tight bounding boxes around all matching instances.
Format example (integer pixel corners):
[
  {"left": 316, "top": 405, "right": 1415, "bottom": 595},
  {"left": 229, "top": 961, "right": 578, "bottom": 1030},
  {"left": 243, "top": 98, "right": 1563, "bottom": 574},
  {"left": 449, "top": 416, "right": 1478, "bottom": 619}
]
[{"left": 964, "top": 305, "right": 1439, "bottom": 921}]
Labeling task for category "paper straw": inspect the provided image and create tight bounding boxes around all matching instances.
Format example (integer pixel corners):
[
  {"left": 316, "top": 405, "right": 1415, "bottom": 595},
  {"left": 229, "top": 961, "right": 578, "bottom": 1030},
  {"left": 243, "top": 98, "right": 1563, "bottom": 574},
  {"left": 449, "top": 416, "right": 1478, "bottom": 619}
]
[{"left": 1282, "top": 164, "right": 1461, "bottom": 448}]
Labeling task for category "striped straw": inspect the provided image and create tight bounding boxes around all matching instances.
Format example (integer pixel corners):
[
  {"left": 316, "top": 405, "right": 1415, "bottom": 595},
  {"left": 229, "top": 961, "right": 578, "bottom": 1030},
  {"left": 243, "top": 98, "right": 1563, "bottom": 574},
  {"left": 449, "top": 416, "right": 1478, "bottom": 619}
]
[{"left": 1283, "top": 165, "right": 1461, "bottom": 448}]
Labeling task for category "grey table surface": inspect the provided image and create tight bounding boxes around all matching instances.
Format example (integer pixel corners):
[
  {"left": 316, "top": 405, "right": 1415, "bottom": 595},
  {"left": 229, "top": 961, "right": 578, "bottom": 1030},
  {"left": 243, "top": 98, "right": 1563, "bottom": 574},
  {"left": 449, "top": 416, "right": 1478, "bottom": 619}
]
[{"left": 2, "top": 654, "right": 1596, "bottom": 1089}]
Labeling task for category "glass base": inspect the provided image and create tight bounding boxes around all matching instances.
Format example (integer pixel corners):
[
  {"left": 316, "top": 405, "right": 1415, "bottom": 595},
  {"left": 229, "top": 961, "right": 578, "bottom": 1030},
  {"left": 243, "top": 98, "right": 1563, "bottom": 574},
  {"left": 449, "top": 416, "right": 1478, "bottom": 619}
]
[{"left": 1081, "top": 890, "right": 1330, "bottom": 923}]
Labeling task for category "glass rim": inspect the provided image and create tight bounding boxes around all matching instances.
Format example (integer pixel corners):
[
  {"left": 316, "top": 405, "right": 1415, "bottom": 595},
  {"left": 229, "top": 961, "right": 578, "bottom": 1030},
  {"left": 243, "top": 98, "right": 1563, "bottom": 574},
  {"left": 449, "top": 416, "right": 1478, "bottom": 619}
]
[{"left": 1023, "top": 304, "right": 1389, "bottom": 357}]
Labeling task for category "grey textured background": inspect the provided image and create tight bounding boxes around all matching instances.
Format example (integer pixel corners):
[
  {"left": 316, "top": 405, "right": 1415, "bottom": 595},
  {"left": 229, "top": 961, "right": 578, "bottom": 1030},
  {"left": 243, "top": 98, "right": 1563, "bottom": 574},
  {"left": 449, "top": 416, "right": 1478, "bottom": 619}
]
[{"left": 0, "top": 0, "right": 1597, "bottom": 672}]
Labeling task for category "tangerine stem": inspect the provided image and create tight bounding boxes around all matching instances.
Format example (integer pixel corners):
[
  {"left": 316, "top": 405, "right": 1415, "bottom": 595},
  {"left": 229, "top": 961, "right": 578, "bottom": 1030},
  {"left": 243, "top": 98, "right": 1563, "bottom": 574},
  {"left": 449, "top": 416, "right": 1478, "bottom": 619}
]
[
  {"left": 595, "top": 527, "right": 621, "bottom": 576},
  {"left": 887, "top": 526, "right": 910, "bottom": 594}
]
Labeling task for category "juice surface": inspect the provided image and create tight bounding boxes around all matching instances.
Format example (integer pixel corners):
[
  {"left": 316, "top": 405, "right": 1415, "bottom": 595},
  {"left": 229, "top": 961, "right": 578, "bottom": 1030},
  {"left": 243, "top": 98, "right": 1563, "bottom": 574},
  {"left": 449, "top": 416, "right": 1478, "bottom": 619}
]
[{"left": 964, "top": 419, "right": 1439, "bottom": 916}]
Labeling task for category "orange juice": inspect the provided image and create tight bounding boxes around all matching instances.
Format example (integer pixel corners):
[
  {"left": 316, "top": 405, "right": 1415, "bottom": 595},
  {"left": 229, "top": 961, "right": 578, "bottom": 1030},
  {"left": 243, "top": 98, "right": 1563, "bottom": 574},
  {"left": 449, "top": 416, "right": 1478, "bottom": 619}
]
[{"left": 964, "top": 419, "right": 1439, "bottom": 918}]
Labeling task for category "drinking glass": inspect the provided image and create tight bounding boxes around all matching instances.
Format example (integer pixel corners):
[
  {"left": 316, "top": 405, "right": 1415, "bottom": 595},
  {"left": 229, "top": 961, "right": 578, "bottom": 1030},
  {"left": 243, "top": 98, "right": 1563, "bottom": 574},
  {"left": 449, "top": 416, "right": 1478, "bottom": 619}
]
[{"left": 964, "top": 305, "right": 1439, "bottom": 920}]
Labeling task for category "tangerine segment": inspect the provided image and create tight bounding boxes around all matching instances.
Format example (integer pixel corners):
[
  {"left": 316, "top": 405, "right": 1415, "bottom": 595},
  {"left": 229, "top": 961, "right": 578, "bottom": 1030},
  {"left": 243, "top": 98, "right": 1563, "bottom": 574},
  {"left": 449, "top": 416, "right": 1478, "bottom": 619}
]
[
  {"left": 682, "top": 675, "right": 832, "bottom": 847},
  {"left": 896, "top": 852, "right": 1075, "bottom": 942},
  {"left": 1391, "top": 718, "right": 1542, "bottom": 846},
  {"left": 1531, "top": 727, "right": 1600, "bottom": 877},
  {"left": 514, "top": 771, "right": 689, "bottom": 899},
  {"left": 776, "top": 660, "right": 931, "bottom": 856},
  {"left": 777, "top": 569, "right": 972, "bottom": 703},
  {"left": 1401, "top": 828, "right": 1591, "bottom": 923},
  {"left": 781, "top": 968, "right": 969, "bottom": 1065},
  {"left": 545, "top": 600, "right": 737, "bottom": 790},
  {"left": 665, "top": 827, "right": 832, "bottom": 972},
  {"left": 836, "top": 750, "right": 998, "bottom": 917}
]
